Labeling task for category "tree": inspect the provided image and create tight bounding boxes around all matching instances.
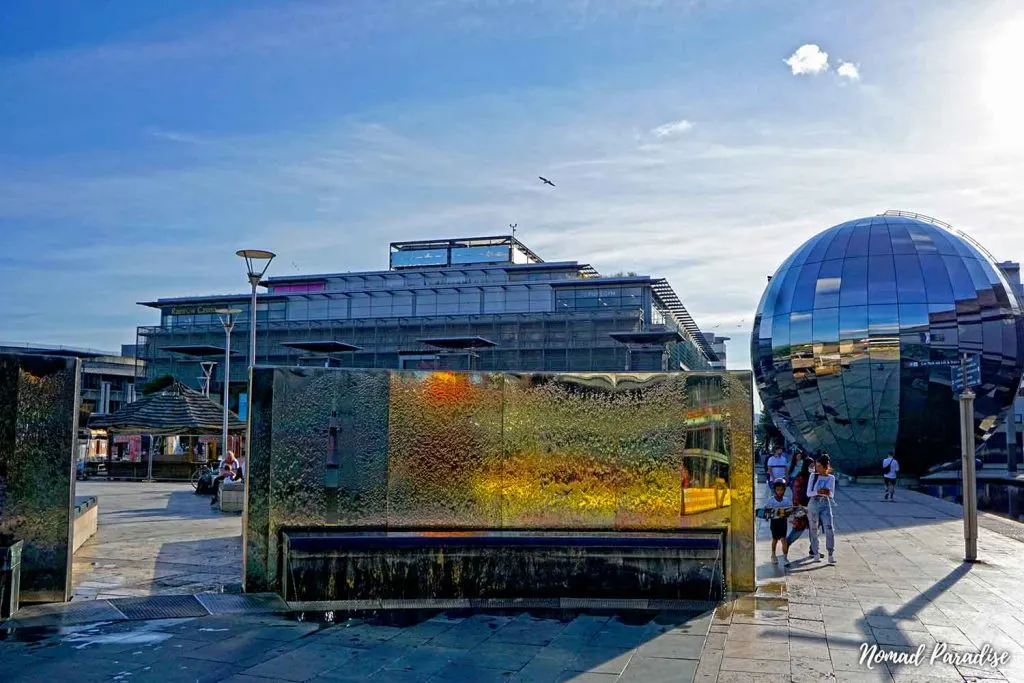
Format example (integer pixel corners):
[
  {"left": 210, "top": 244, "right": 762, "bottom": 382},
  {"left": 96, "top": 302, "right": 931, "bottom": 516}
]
[
  {"left": 140, "top": 374, "right": 176, "bottom": 395},
  {"left": 757, "top": 406, "right": 785, "bottom": 452}
]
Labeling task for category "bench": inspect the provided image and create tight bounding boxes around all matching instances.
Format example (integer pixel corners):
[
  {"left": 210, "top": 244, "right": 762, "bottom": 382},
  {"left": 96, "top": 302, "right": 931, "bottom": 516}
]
[
  {"left": 280, "top": 529, "right": 725, "bottom": 604},
  {"left": 218, "top": 479, "right": 244, "bottom": 513},
  {"left": 73, "top": 496, "right": 99, "bottom": 553}
]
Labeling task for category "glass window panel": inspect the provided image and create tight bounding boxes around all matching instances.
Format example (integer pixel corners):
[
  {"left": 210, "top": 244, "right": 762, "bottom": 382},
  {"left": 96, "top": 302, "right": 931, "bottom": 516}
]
[
  {"left": 928, "top": 228, "right": 963, "bottom": 256},
  {"left": 775, "top": 266, "right": 803, "bottom": 313},
  {"left": 576, "top": 289, "right": 599, "bottom": 298},
  {"left": 942, "top": 255, "right": 977, "bottom": 301},
  {"left": 757, "top": 312, "right": 773, "bottom": 340},
  {"left": 393, "top": 294, "right": 413, "bottom": 316},
  {"left": 759, "top": 269, "right": 787, "bottom": 318},
  {"left": 824, "top": 224, "right": 855, "bottom": 260},
  {"left": 962, "top": 257, "right": 994, "bottom": 295},
  {"left": 869, "top": 224, "right": 893, "bottom": 255},
  {"left": 906, "top": 223, "right": 938, "bottom": 254},
  {"left": 791, "top": 261, "right": 822, "bottom": 310},
  {"left": 919, "top": 255, "right": 955, "bottom": 304},
  {"left": 983, "top": 319, "right": 1003, "bottom": 354},
  {"left": 868, "top": 304, "right": 900, "bottom": 336},
  {"left": 887, "top": 222, "right": 916, "bottom": 254},
  {"left": 839, "top": 305, "right": 868, "bottom": 340},
  {"left": 812, "top": 307, "right": 839, "bottom": 343},
  {"left": 868, "top": 255, "right": 898, "bottom": 305},
  {"left": 772, "top": 313, "right": 790, "bottom": 358},
  {"left": 287, "top": 300, "right": 309, "bottom": 321},
  {"left": 845, "top": 226, "right": 871, "bottom": 257},
  {"left": 328, "top": 297, "right": 348, "bottom": 319},
  {"left": 840, "top": 257, "right": 869, "bottom": 307},
  {"left": 959, "top": 320, "right": 983, "bottom": 349},
  {"left": 897, "top": 303, "right": 930, "bottom": 332},
  {"left": 813, "top": 259, "right": 844, "bottom": 309},
  {"left": 805, "top": 228, "right": 839, "bottom": 263},
  {"left": 790, "top": 311, "right": 813, "bottom": 345},
  {"left": 789, "top": 234, "right": 826, "bottom": 270},
  {"left": 893, "top": 254, "right": 928, "bottom": 304}
]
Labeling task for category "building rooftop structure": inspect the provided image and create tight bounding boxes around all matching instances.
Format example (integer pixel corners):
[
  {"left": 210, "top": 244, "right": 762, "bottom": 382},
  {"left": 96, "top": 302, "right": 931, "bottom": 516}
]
[{"left": 135, "top": 236, "right": 717, "bottom": 407}]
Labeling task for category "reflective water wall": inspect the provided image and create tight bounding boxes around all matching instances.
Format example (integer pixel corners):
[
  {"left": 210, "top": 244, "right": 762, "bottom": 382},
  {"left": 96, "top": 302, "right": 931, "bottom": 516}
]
[
  {"left": 245, "top": 368, "right": 754, "bottom": 596},
  {"left": 0, "top": 354, "right": 79, "bottom": 603}
]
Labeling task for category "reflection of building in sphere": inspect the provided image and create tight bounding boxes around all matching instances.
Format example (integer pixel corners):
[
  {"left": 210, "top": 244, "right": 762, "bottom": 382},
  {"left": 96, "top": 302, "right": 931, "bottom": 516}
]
[{"left": 751, "top": 211, "right": 1024, "bottom": 476}]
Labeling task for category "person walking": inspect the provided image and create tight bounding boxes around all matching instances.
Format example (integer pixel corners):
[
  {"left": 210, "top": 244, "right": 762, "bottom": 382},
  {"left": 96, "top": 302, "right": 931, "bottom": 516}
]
[
  {"left": 882, "top": 451, "right": 899, "bottom": 501},
  {"left": 766, "top": 447, "right": 789, "bottom": 494},
  {"left": 786, "top": 454, "right": 813, "bottom": 553},
  {"left": 806, "top": 454, "right": 837, "bottom": 564}
]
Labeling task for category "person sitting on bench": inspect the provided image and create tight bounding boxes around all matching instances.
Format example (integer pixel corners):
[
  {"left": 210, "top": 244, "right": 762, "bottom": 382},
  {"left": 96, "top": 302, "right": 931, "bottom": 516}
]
[{"left": 210, "top": 451, "right": 241, "bottom": 506}]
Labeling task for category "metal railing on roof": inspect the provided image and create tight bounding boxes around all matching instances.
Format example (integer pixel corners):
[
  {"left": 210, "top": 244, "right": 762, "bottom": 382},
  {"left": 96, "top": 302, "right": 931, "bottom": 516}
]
[
  {"left": 648, "top": 280, "right": 717, "bottom": 361},
  {"left": 882, "top": 209, "right": 999, "bottom": 263}
]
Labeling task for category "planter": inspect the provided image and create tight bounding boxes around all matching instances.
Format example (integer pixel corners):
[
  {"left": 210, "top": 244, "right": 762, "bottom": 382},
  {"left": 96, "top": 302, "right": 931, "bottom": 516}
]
[{"left": 1, "top": 539, "right": 23, "bottom": 619}]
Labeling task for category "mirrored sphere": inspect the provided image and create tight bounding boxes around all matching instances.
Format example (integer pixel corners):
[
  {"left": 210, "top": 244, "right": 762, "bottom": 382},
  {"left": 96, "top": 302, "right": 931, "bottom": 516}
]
[{"left": 751, "top": 213, "right": 1024, "bottom": 475}]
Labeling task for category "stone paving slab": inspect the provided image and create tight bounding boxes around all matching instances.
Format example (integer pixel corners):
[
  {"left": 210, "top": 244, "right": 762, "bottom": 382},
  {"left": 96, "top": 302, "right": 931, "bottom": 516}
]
[
  {"left": 72, "top": 481, "right": 242, "bottom": 600},
  {"left": 0, "top": 608, "right": 711, "bottom": 682},
  {"left": 700, "top": 484, "right": 1024, "bottom": 682}
]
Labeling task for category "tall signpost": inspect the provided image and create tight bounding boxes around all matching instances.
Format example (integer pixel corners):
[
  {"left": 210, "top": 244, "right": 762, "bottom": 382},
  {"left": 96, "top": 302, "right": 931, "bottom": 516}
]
[{"left": 951, "top": 354, "right": 981, "bottom": 562}]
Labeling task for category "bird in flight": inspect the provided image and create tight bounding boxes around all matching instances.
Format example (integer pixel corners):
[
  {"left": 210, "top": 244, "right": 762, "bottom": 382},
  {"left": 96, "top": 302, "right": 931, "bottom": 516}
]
[{"left": 538, "top": 176, "right": 555, "bottom": 187}]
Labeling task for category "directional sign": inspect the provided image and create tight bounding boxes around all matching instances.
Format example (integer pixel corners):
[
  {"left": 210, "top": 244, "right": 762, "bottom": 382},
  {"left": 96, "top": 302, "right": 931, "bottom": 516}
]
[
  {"left": 906, "top": 359, "right": 962, "bottom": 368},
  {"left": 951, "top": 355, "right": 981, "bottom": 396}
]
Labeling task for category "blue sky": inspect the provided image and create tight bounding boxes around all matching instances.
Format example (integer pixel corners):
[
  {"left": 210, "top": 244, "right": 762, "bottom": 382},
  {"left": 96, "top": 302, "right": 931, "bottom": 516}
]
[{"left": 3, "top": 0, "right": 1024, "bottom": 368}]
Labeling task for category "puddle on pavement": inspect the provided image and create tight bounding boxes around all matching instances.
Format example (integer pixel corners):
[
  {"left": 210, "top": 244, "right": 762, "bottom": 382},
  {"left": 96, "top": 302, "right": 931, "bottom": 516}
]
[
  {"left": 715, "top": 596, "right": 788, "bottom": 622},
  {"left": 0, "top": 625, "right": 63, "bottom": 643}
]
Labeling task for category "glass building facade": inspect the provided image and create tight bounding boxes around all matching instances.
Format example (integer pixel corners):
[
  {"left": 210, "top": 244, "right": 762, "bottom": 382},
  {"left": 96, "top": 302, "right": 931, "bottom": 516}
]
[
  {"left": 137, "top": 237, "right": 716, "bottom": 409},
  {"left": 752, "top": 212, "right": 1024, "bottom": 475}
]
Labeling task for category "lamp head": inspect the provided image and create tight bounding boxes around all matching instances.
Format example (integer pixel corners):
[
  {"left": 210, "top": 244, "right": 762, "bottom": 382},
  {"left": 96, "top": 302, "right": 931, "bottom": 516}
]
[{"left": 236, "top": 249, "right": 276, "bottom": 280}]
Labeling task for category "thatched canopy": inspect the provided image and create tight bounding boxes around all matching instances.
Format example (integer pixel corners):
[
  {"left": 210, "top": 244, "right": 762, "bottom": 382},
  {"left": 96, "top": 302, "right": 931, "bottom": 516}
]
[{"left": 89, "top": 381, "right": 245, "bottom": 435}]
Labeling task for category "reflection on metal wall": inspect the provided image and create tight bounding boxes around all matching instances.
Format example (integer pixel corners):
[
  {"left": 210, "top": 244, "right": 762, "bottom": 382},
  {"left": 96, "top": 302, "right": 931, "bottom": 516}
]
[
  {"left": 753, "top": 214, "right": 1024, "bottom": 475},
  {"left": 245, "top": 368, "right": 753, "bottom": 593},
  {"left": 0, "top": 354, "right": 79, "bottom": 603}
]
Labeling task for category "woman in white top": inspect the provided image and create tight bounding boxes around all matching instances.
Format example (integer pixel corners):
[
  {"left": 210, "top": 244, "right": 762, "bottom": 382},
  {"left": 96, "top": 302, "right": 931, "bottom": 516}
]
[{"left": 806, "top": 453, "right": 837, "bottom": 564}]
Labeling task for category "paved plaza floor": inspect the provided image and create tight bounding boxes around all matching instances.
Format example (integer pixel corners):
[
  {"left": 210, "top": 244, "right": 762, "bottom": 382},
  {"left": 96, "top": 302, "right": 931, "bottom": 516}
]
[
  {"left": 3, "top": 483, "right": 1023, "bottom": 682},
  {"left": 72, "top": 481, "right": 242, "bottom": 599},
  {"left": 697, "top": 484, "right": 1024, "bottom": 682}
]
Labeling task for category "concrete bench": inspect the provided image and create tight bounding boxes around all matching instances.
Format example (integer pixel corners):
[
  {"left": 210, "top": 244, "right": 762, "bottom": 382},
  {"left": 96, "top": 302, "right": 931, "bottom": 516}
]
[
  {"left": 279, "top": 529, "right": 725, "bottom": 604},
  {"left": 218, "top": 480, "right": 244, "bottom": 513},
  {"left": 73, "top": 496, "right": 98, "bottom": 553}
]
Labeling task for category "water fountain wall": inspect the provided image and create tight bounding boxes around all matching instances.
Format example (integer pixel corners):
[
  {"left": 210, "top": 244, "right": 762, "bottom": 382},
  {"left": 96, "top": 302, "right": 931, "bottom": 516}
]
[
  {"left": 0, "top": 354, "right": 79, "bottom": 603},
  {"left": 244, "top": 368, "right": 754, "bottom": 598}
]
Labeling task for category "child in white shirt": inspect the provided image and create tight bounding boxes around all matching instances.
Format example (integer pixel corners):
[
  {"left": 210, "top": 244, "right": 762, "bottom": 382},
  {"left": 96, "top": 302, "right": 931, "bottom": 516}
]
[
  {"left": 806, "top": 454, "right": 837, "bottom": 564},
  {"left": 763, "top": 478, "right": 793, "bottom": 566}
]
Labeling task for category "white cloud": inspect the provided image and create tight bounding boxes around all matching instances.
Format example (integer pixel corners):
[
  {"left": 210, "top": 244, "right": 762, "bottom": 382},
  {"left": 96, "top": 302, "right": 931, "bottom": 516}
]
[
  {"left": 785, "top": 44, "right": 829, "bottom": 75},
  {"left": 836, "top": 60, "right": 860, "bottom": 81},
  {"left": 651, "top": 119, "right": 694, "bottom": 138}
]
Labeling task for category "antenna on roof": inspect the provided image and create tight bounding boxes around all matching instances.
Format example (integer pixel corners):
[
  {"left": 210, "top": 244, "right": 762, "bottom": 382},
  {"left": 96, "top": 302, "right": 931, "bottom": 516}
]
[{"left": 509, "top": 223, "right": 517, "bottom": 239}]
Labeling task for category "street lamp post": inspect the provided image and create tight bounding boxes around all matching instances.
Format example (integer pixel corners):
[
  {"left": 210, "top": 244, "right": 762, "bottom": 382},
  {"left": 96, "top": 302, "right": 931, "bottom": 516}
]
[
  {"left": 216, "top": 309, "right": 241, "bottom": 460},
  {"left": 235, "top": 250, "right": 276, "bottom": 378},
  {"left": 956, "top": 354, "right": 979, "bottom": 562}
]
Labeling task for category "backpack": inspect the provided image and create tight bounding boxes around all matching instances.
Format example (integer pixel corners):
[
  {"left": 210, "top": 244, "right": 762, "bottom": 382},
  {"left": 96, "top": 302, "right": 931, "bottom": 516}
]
[{"left": 883, "top": 457, "right": 894, "bottom": 475}]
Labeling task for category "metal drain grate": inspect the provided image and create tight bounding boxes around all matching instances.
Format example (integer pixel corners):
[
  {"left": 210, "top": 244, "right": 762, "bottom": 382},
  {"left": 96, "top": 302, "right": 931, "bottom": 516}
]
[
  {"left": 110, "top": 595, "right": 210, "bottom": 620},
  {"left": 4, "top": 599, "right": 127, "bottom": 629},
  {"left": 195, "top": 593, "right": 288, "bottom": 615}
]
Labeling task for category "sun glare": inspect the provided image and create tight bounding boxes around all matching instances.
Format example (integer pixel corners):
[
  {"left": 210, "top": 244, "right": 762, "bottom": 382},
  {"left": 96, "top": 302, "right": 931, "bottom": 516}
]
[{"left": 980, "top": 15, "right": 1024, "bottom": 146}]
